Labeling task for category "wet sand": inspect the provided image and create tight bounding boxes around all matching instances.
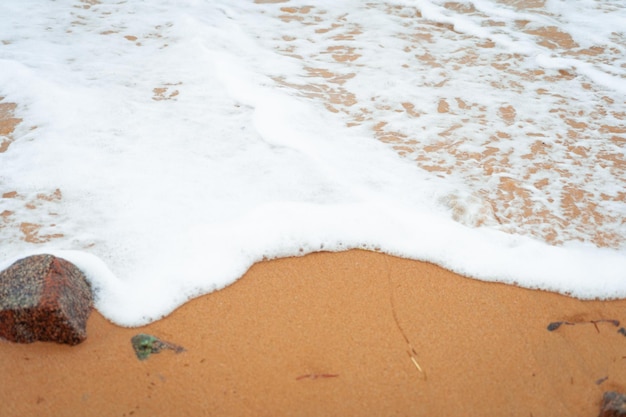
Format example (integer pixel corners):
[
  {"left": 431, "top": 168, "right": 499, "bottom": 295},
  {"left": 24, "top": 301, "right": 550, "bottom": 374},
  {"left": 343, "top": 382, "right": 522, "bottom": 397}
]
[{"left": 1, "top": 249, "right": 625, "bottom": 416}]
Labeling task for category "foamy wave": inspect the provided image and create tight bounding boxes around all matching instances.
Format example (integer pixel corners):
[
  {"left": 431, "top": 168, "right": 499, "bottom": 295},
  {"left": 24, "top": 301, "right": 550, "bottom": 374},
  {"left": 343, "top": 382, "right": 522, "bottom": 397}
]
[{"left": 1, "top": 0, "right": 624, "bottom": 325}]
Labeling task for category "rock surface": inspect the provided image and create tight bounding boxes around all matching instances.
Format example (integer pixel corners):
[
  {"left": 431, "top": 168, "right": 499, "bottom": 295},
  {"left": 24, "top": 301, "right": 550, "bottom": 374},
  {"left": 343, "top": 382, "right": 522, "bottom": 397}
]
[
  {"left": 599, "top": 392, "right": 626, "bottom": 417},
  {"left": 131, "top": 333, "right": 185, "bottom": 360},
  {"left": 0, "top": 254, "right": 93, "bottom": 345}
]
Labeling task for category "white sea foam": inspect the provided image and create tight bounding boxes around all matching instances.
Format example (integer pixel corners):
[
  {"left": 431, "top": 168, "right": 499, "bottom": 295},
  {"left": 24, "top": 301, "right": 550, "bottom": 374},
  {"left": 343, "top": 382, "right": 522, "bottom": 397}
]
[{"left": 1, "top": 0, "right": 624, "bottom": 326}]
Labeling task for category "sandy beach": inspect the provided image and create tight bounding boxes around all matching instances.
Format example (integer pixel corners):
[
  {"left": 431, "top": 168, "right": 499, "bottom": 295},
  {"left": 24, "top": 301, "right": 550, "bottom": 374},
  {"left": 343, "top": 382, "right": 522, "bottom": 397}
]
[
  {"left": 2, "top": 250, "right": 625, "bottom": 416},
  {"left": 1, "top": 2, "right": 625, "bottom": 415}
]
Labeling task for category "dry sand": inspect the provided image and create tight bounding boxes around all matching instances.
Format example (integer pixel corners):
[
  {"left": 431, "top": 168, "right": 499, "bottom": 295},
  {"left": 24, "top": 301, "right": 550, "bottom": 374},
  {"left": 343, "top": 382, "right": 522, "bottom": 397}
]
[{"left": 1, "top": 249, "right": 625, "bottom": 416}]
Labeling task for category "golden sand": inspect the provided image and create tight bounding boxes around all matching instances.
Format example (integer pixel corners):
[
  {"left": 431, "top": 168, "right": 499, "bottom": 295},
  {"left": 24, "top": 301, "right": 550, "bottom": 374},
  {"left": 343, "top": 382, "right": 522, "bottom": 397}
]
[{"left": 2, "top": 250, "right": 625, "bottom": 416}]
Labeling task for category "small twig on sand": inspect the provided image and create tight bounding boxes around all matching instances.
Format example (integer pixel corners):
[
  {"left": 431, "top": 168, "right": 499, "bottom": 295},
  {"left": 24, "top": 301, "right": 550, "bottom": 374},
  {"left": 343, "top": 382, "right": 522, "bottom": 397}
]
[
  {"left": 547, "top": 319, "right": 620, "bottom": 332},
  {"left": 387, "top": 263, "right": 427, "bottom": 380},
  {"left": 295, "top": 374, "right": 339, "bottom": 381},
  {"left": 596, "top": 376, "right": 609, "bottom": 385}
]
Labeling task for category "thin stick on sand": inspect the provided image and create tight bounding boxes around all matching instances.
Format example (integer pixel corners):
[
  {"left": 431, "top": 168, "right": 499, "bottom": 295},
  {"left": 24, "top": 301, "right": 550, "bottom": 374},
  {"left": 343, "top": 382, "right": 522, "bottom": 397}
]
[{"left": 386, "top": 263, "right": 427, "bottom": 380}]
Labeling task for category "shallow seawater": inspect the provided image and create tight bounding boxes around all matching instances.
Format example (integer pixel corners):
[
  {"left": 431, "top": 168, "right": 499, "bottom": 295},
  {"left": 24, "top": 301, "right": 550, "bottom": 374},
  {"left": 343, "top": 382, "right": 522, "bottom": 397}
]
[{"left": 0, "top": 0, "right": 624, "bottom": 325}]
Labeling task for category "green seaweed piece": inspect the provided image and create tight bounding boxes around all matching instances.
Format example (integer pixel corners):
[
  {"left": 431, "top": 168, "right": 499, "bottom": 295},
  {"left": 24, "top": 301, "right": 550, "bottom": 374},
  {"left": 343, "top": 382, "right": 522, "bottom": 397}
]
[{"left": 131, "top": 333, "right": 185, "bottom": 360}]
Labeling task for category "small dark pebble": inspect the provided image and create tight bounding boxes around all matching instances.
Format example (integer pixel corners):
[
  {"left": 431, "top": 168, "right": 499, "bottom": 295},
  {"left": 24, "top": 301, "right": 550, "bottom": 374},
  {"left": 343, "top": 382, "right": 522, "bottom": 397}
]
[
  {"left": 131, "top": 334, "right": 185, "bottom": 360},
  {"left": 547, "top": 321, "right": 563, "bottom": 331},
  {"left": 618, "top": 328, "right": 626, "bottom": 337},
  {"left": 599, "top": 391, "right": 626, "bottom": 417}
]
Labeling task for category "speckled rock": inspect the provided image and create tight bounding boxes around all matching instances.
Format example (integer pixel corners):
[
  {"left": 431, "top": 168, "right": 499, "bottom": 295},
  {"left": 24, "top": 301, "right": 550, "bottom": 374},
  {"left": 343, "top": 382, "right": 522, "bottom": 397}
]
[
  {"left": 599, "top": 392, "right": 626, "bottom": 417},
  {"left": 0, "top": 254, "right": 93, "bottom": 345}
]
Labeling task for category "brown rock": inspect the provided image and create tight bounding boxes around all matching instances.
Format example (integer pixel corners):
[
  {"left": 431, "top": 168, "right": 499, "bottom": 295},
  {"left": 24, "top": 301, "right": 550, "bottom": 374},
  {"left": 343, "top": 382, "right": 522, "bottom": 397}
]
[
  {"left": 0, "top": 254, "right": 93, "bottom": 345},
  {"left": 599, "top": 392, "right": 626, "bottom": 417}
]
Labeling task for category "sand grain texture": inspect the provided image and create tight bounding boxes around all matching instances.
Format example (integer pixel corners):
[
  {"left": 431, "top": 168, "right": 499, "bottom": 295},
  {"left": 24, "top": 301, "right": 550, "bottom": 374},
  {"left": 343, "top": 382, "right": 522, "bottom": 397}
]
[{"left": 1, "top": 250, "right": 625, "bottom": 416}]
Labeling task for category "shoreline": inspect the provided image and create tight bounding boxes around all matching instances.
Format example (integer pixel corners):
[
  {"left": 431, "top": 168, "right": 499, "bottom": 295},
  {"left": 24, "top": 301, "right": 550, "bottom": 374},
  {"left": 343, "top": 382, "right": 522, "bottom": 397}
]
[{"left": 2, "top": 249, "right": 625, "bottom": 416}]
